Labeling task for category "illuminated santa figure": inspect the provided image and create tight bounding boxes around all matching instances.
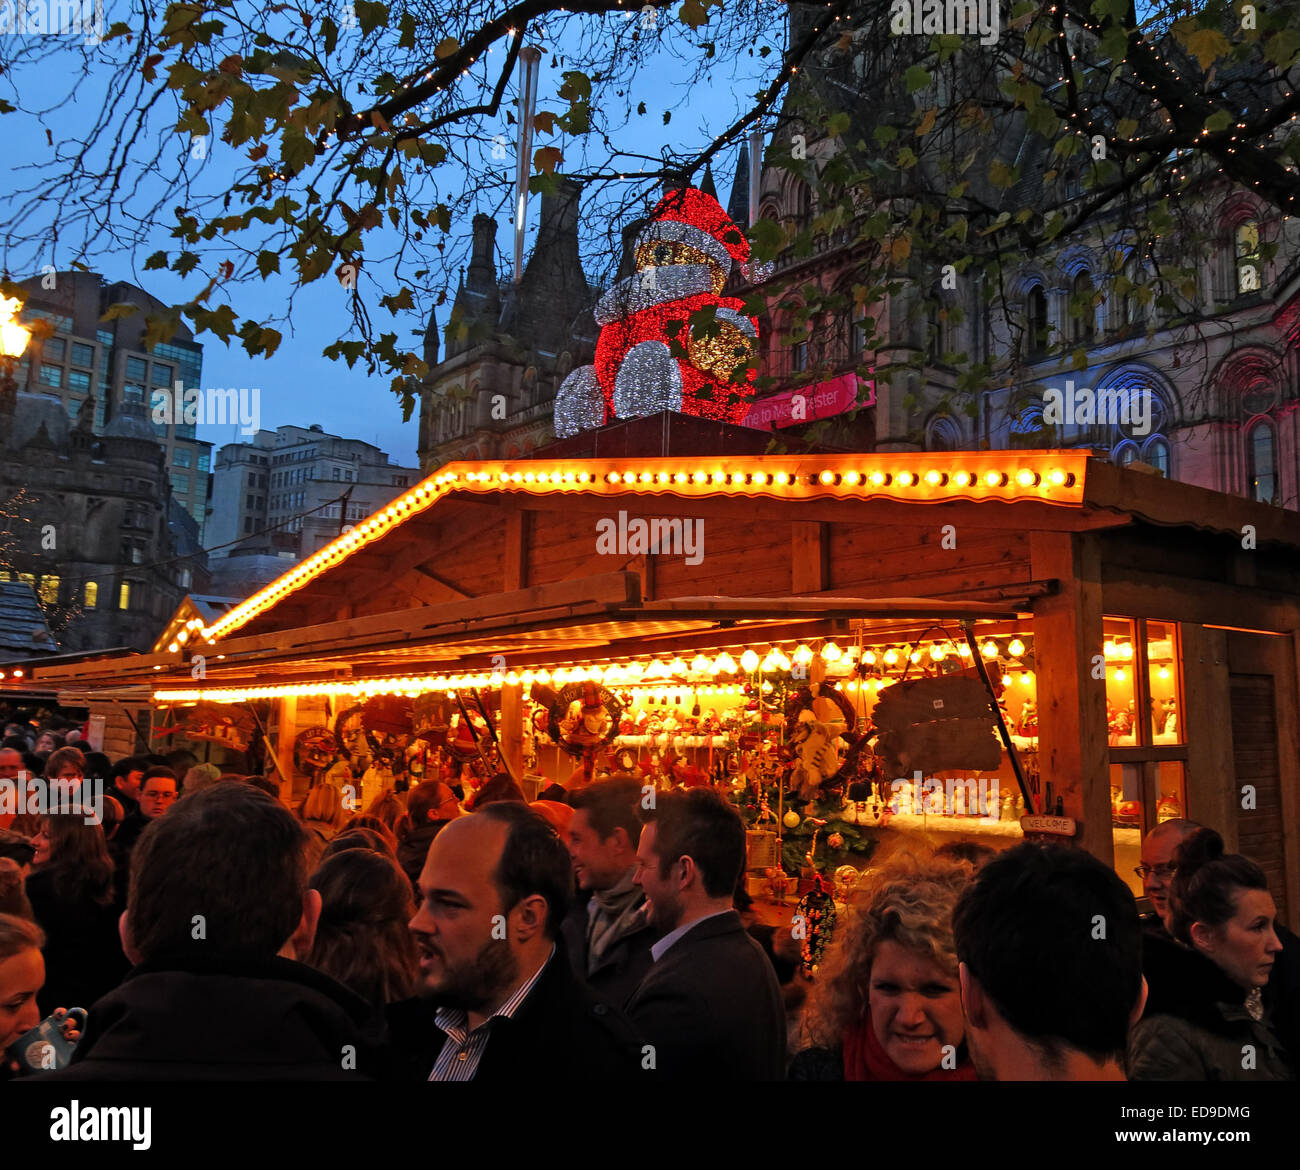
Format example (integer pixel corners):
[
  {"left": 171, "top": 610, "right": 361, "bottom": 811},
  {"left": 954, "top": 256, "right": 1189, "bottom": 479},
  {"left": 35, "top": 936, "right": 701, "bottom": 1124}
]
[{"left": 553, "top": 185, "right": 769, "bottom": 437}]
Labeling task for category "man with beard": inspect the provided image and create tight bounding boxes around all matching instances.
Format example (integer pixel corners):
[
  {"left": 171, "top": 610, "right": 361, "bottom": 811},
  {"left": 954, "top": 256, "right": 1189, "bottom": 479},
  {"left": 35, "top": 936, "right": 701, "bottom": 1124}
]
[
  {"left": 625, "top": 789, "right": 784, "bottom": 1079},
  {"left": 952, "top": 842, "right": 1147, "bottom": 1080},
  {"left": 388, "top": 802, "right": 641, "bottom": 1081}
]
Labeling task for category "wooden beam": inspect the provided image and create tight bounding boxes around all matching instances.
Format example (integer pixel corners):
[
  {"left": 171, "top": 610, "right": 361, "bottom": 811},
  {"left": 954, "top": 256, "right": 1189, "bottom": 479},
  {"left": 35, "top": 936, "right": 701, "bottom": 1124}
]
[
  {"left": 1101, "top": 567, "right": 1300, "bottom": 631},
  {"left": 792, "top": 522, "right": 827, "bottom": 593},
  {"left": 504, "top": 509, "right": 528, "bottom": 592},
  {"left": 1031, "top": 531, "right": 1112, "bottom": 861},
  {"left": 387, "top": 569, "right": 468, "bottom": 608}
]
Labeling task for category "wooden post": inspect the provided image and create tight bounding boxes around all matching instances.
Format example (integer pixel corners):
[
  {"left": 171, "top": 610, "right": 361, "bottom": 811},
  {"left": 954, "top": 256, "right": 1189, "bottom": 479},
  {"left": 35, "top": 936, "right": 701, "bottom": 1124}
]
[
  {"left": 499, "top": 681, "right": 525, "bottom": 788},
  {"left": 275, "top": 695, "right": 298, "bottom": 805},
  {"left": 1180, "top": 624, "right": 1236, "bottom": 847},
  {"left": 1031, "top": 532, "right": 1111, "bottom": 861},
  {"left": 504, "top": 509, "right": 528, "bottom": 592}
]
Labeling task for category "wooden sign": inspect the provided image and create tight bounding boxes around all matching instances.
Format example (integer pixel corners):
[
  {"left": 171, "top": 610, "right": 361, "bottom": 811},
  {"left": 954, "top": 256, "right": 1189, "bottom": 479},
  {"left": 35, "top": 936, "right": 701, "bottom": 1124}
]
[
  {"left": 872, "top": 675, "right": 1002, "bottom": 775},
  {"left": 1019, "top": 814, "right": 1077, "bottom": 839}
]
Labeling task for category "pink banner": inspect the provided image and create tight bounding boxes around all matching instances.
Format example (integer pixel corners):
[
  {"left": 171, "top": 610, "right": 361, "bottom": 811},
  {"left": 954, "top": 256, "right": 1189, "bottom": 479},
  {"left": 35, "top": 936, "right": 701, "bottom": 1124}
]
[{"left": 739, "top": 372, "right": 871, "bottom": 430}]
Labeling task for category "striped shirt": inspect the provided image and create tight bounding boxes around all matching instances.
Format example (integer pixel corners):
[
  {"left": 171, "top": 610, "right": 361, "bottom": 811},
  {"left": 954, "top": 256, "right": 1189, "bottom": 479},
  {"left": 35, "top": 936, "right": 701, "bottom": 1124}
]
[{"left": 427, "top": 946, "right": 556, "bottom": 1081}]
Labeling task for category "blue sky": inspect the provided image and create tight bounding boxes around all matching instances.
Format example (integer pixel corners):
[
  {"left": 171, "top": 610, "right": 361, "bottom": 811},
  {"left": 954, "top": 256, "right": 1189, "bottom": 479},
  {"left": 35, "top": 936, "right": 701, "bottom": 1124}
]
[{"left": 1, "top": 5, "right": 778, "bottom": 468}]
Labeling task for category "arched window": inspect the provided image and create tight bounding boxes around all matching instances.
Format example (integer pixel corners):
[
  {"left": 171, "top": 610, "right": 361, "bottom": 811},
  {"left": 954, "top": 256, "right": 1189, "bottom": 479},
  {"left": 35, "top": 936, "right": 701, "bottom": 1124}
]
[
  {"left": 926, "top": 415, "right": 961, "bottom": 451},
  {"left": 1143, "top": 437, "right": 1170, "bottom": 477},
  {"left": 927, "top": 300, "right": 946, "bottom": 362},
  {"left": 1070, "top": 271, "right": 1095, "bottom": 343},
  {"left": 793, "top": 182, "right": 812, "bottom": 228},
  {"left": 1247, "top": 419, "right": 1278, "bottom": 505},
  {"left": 1236, "top": 220, "right": 1262, "bottom": 296},
  {"left": 1114, "top": 442, "right": 1139, "bottom": 467},
  {"left": 1025, "top": 285, "right": 1049, "bottom": 359}
]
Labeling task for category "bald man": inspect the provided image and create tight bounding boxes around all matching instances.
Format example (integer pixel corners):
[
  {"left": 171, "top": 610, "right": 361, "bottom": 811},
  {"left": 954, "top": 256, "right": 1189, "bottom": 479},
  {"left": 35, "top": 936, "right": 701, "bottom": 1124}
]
[
  {"left": 1137, "top": 819, "right": 1201, "bottom": 935},
  {"left": 387, "top": 802, "right": 640, "bottom": 1082}
]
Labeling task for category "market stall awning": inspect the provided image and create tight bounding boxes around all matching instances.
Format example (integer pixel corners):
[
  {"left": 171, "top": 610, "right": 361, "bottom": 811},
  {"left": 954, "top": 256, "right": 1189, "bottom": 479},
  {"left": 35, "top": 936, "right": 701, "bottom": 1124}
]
[{"left": 32, "top": 571, "right": 1026, "bottom": 704}]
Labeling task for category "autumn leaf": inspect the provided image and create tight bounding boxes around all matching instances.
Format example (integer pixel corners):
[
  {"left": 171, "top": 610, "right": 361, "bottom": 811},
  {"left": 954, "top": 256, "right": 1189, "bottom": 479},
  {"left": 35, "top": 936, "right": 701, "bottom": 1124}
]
[
  {"left": 434, "top": 36, "right": 460, "bottom": 59},
  {"left": 916, "top": 107, "right": 937, "bottom": 136},
  {"left": 533, "top": 145, "right": 564, "bottom": 174},
  {"left": 1176, "top": 24, "right": 1230, "bottom": 71},
  {"left": 532, "top": 110, "right": 557, "bottom": 135}
]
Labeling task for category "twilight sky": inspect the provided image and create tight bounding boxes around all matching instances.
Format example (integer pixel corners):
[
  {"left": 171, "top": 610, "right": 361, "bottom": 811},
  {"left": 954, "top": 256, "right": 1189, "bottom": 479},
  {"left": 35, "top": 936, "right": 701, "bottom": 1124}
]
[{"left": 0, "top": 7, "right": 769, "bottom": 471}]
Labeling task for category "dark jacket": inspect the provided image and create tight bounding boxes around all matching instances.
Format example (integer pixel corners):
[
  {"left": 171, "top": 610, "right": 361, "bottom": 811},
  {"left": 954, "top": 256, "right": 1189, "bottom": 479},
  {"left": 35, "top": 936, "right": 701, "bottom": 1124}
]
[
  {"left": 112, "top": 810, "right": 152, "bottom": 854},
  {"left": 625, "top": 910, "right": 785, "bottom": 1080},
  {"left": 25, "top": 868, "right": 130, "bottom": 1017},
  {"left": 559, "top": 882, "right": 656, "bottom": 1009},
  {"left": 384, "top": 940, "right": 643, "bottom": 1082},
  {"left": 38, "top": 951, "right": 385, "bottom": 1081},
  {"left": 109, "top": 785, "right": 139, "bottom": 820},
  {"left": 1264, "top": 923, "right": 1300, "bottom": 1063},
  {"left": 1130, "top": 929, "right": 1294, "bottom": 1081},
  {"left": 395, "top": 820, "right": 447, "bottom": 896}
]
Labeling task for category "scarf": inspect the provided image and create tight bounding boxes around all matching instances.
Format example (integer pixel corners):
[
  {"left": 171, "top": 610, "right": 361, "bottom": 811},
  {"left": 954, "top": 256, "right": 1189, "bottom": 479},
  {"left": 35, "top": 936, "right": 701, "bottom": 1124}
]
[
  {"left": 842, "top": 1011, "right": 977, "bottom": 1082},
  {"left": 586, "top": 867, "right": 644, "bottom": 969}
]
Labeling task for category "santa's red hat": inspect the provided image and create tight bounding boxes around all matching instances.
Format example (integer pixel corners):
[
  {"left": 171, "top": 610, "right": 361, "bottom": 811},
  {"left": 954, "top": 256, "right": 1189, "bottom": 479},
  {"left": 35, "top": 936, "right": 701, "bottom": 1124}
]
[{"left": 637, "top": 186, "right": 750, "bottom": 273}]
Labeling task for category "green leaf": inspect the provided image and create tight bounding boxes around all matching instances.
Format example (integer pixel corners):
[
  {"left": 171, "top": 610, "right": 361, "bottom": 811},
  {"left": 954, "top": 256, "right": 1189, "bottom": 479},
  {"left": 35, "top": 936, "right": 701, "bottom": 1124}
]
[
  {"left": 397, "top": 11, "right": 416, "bottom": 48},
  {"left": 100, "top": 303, "right": 139, "bottom": 323},
  {"left": 826, "top": 111, "right": 851, "bottom": 138},
  {"left": 143, "top": 252, "right": 169, "bottom": 271},
  {"left": 1203, "top": 109, "right": 1233, "bottom": 134},
  {"left": 904, "top": 65, "right": 930, "bottom": 93},
  {"left": 172, "top": 251, "right": 200, "bottom": 276},
  {"left": 355, "top": 0, "right": 388, "bottom": 37},
  {"left": 256, "top": 250, "right": 280, "bottom": 278},
  {"left": 558, "top": 70, "right": 592, "bottom": 103},
  {"left": 433, "top": 35, "right": 459, "bottom": 59},
  {"left": 988, "top": 158, "right": 1019, "bottom": 188},
  {"left": 1176, "top": 24, "right": 1231, "bottom": 71}
]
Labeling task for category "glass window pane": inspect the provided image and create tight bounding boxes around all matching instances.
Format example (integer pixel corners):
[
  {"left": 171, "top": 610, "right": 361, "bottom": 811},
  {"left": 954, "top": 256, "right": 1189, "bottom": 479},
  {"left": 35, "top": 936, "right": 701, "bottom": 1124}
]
[
  {"left": 38, "top": 575, "right": 59, "bottom": 605},
  {"left": 84, "top": 581, "right": 98, "bottom": 608},
  {"left": 1111, "top": 761, "right": 1144, "bottom": 898},
  {"left": 70, "top": 342, "right": 94, "bottom": 368},
  {"left": 119, "top": 582, "right": 131, "bottom": 610},
  {"left": 174, "top": 449, "right": 191, "bottom": 467},
  {"left": 67, "top": 370, "right": 91, "bottom": 392},
  {"left": 1145, "top": 438, "right": 1170, "bottom": 476},
  {"left": 1248, "top": 423, "right": 1277, "bottom": 505},
  {"left": 1104, "top": 617, "right": 1138, "bottom": 746},
  {"left": 38, "top": 365, "right": 62, "bottom": 388},
  {"left": 1155, "top": 760, "right": 1187, "bottom": 824},
  {"left": 151, "top": 363, "right": 174, "bottom": 387},
  {"left": 1147, "top": 620, "right": 1184, "bottom": 744}
]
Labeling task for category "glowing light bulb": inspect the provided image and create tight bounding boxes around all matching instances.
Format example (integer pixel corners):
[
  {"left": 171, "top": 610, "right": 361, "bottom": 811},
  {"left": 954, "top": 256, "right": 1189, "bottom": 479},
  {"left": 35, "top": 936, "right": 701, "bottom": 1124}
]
[
  {"left": 981, "top": 641, "right": 997, "bottom": 658},
  {"left": 822, "top": 641, "right": 842, "bottom": 661},
  {"left": 716, "top": 652, "right": 737, "bottom": 674},
  {"left": 1020, "top": 672, "right": 1033, "bottom": 687},
  {"left": 930, "top": 644, "right": 946, "bottom": 660},
  {"left": 741, "top": 649, "right": 760, "bottom": 673},
  {"left": 1158, "top": 666, "right": 1170, "bottom": 680},
  {"left": 1115, "top": 667, "right": 1127, "bottom": 682},
  {"left": 883, "top": 648, "right": 899, "bottom": 666},
  {"left": 1009, "top": 638, "right": 1026, "bottom": 657},
  {"left": 909, "top": 650, "right": 921, "bottom": 664},
  {"left": 1121, "top": 643, "right": 1134, "bottom": 660},
  {"left": 794, "top": 644, "right": 814, "bottom": 664},
  {"left": 1001, "top": 673, "right": 1013, "bottom": 687},
  {"left": 691, "top": 655, "right": 710, "bottom": 673},
  {"left": 864, "top": 650, "right": 876, "bottom": 665}
]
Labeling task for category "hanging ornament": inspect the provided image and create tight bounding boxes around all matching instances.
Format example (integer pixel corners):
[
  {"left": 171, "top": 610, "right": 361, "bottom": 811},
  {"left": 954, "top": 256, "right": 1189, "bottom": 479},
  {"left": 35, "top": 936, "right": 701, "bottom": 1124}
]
[
  {"left": 796, "top": 879, "right": 837, "bottom": 975},
  {"left": 783, "top": 808, "right": 802, "bottom": 829}
]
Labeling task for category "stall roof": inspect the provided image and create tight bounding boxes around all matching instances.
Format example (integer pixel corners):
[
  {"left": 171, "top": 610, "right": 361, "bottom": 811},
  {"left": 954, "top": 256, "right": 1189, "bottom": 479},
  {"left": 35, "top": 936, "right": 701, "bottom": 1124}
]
[{"left": 187, "top": 451, "right": 1300, "bottom": 646}]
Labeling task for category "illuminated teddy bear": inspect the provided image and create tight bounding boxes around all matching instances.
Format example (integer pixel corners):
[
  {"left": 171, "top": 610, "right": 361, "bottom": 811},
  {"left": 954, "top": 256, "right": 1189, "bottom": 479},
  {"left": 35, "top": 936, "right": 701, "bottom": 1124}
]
[{"left": 553, "top": 185, "right": 769, "bottom": 437}]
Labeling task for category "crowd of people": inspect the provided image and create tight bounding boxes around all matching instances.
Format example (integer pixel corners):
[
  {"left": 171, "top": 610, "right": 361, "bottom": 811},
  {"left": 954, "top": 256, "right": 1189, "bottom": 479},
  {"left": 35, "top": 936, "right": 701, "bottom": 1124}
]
[{"left": 0, "top": 715, "right": 1297, "bottom": 1081}]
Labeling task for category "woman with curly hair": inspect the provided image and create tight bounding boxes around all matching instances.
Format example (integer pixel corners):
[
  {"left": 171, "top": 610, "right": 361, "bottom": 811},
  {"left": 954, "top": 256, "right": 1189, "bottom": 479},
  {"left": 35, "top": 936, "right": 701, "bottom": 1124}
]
[{"left": 789, "top": 854, "right": 977, "bottom": 1081}]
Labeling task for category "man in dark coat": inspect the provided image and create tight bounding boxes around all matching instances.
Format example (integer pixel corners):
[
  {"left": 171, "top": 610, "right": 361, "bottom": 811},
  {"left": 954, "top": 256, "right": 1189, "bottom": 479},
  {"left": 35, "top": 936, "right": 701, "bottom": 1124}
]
[
  {"left": 625, "top": 789, "right": 784, "bottom": 1080},
  {"left": 560, "top": 778, "right": 655, "bottom": 1008},
  {"left": 389, "top": 802, "right": 642, "bottom": 1081},
  {"left": 40, "top": 783, "right": 384, "bottom": 1081}
]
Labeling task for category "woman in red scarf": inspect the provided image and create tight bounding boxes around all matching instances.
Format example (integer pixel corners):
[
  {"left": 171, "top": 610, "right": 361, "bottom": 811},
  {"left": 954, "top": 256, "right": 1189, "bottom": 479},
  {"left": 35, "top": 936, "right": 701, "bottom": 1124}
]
[{"left": 790, "top": 854, "right": 978, "bottom": 1081}]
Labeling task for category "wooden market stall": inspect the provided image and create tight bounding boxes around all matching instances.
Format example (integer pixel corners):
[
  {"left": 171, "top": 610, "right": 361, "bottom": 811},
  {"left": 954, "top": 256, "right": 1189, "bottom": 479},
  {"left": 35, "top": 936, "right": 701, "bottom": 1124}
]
[{"left": 29, "top": 449, "right": 1300, "bottom": 928}]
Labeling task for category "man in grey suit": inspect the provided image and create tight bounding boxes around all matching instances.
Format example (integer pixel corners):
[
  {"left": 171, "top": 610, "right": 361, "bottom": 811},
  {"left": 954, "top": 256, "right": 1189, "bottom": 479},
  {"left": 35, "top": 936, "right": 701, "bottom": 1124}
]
[{"left": 625, "top": 788, "right": 784, "bottom": 1079}]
